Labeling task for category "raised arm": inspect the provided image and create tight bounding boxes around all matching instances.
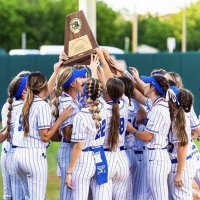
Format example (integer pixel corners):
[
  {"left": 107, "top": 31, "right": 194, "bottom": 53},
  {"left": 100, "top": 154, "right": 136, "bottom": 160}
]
[{"left": 96, "top": 48, "right": 113, "bottom": 80}]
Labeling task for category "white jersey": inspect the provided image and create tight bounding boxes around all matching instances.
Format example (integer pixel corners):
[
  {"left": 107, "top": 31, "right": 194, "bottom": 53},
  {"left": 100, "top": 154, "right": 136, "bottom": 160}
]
[
  {"left": 71, "top": 107, "right": 104, "bottom": 148},
  {"left": 1, "top": 102, "right": 11, "bottom": 152},
  {"left": 168, "top": 112, "right": 192, "bottom": 159},
  {"left": 59, "top": 92, "right": 81, "bottom": 130},
  {"left": 101, "top": 98, "right": 129, "bottom": 149},
  {"left": 2, "top": 100, "right": 23, "bottom": 143},
  {"left": 145, "top": 97, "right": 171, "bottom": 149},
  {"left": 125, "top": 98, "right": 140, "bottom": 149},
  {"left": 190, "top": 106, "right": 200, "bottom": 130},
  {"left": 13, "top": 96, "right": 51, "bottom": 148}
]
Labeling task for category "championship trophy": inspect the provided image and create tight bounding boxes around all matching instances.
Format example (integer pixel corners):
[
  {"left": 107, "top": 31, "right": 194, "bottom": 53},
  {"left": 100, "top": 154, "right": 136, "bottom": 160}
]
[{"left": 63, "top": 10, "right": 98, "bottom": 66}]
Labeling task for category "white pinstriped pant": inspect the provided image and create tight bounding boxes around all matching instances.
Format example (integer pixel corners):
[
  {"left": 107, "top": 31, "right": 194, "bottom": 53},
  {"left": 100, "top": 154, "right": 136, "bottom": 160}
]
[
  {"left": 1, "top": 148, "right": 12, "bottom": 200},
  {"left": 92, "top": 150, "right": 130, "bottom": 200},
  {"left": 6, "top": 148, "right": 27, "bottom": 200},
  {"left": 168, "top": 159, "right": 194, "bottom": 200},
  {"left": 144, "top": 149, "right": 171, "bottom": 200},
  {"left": 194, "top": 168, "right": 200, "bottom": 187},
  {"left": 71, "top": 151, "right": 96, "bottom": 200},
  {"left": 132, "top": 151, "right": 147, "bottom": 200},
  {"left": 193, "top": 151, "right": 200, "bottom": 187},
  {"left": 13, "top": 147, "right": 48, "bottom": 200},
  {"left": 125, "top": 149, "right": 139, "bottom": 200},
  {"left": 57, "top": 144, "right": 73, "bottom": 200}
]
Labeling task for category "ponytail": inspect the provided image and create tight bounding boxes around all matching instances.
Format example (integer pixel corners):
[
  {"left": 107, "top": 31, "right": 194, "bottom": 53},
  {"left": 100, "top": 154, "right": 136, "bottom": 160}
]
[
  {"left": 106, "top": 78, "right": 125, "bottom": 151},
  {"left": 22, "top": 89, "right": 34, "bottom": 136},
  {"left": 108, "top": 102, "right": 120, "bottom": 151}
]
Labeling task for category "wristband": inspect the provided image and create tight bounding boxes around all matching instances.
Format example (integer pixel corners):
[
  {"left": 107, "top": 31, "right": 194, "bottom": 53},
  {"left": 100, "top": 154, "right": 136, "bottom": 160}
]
[{"left": 66, "top": 172, "right": 72, "bottom": 175}]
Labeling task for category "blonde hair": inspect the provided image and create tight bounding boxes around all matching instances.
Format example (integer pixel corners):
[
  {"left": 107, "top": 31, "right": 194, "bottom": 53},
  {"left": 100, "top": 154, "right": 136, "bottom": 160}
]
[
  {"left": 22, "top": 72, "right": 47, "bottom": 136},
  {"left": 85, "top": 78, "right": 102, "bottom": 130},
  {"left": 51, "top": 67, "right": 73, "bottom": 119}
]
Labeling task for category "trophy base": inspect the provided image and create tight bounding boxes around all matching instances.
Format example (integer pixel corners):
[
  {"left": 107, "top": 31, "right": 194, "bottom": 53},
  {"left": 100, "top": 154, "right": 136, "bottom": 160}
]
[{"left": 62, "top": 49, "right": 96, "bottom": 66}]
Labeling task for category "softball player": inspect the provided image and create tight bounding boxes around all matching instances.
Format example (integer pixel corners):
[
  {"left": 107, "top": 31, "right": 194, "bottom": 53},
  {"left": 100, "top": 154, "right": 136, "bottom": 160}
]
[
  {"left": 51, "top": 67, "right": 87, "bottom": 200},
  {"left": 1, "top": 104, "right": 11, "bottom": 200},
  {"left": 12, "top": 72, "right": 73, "bottom": 200},
  {"left": 65, "top": 78, "right": 109, "bottom": 200},
  {"left": 118, "top": 76, "right": 142, "bottom": 200},
  {"left": 128, "top": 75, "right": 172, "bottom": 200},
  {"left": 167, "top": 87, "right": 195, "bottom": 200},
  {"left": 93, "top": 78, "right": 130, "bottom": 200},
  {"left": 1, "top": 71, "right": 30, "bottom": 200},
  {"left": 192, "top": 140, "right": 200, "bottom": 187}
]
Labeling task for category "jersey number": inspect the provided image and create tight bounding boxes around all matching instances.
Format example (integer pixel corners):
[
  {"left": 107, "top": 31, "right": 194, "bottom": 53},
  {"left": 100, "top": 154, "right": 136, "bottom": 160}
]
[
  {"left": 18, "top": 114, "right": 23, "bottom": 131},
  {"left": 95, "top": 117, "right": 125, "bottom": 140}
]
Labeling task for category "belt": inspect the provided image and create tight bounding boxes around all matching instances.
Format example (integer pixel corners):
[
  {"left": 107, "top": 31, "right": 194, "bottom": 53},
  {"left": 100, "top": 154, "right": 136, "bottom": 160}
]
[
  {"left": 82, "top": 147, "right": 93, "bottom": 152},
  {"left": 144, "top": 146, "right": 167, "bottom": 150},
  {"left": 171, "top": 155, "right": 192, "bottom": 164},
  {"left": 62, "top": 138, "right": 71, "bottom": 143},
  {"left": 104, "top": 146, "right": 125, "bottom": 151},
  {"left": 134, "top": 150, "right": 143, "bottom": 154}
]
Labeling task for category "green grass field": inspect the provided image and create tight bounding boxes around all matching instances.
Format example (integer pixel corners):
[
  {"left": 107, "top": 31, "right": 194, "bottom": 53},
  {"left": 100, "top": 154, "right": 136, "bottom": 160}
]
[{"left": 1, "top": 140, "right": 200, "bottom": 199}]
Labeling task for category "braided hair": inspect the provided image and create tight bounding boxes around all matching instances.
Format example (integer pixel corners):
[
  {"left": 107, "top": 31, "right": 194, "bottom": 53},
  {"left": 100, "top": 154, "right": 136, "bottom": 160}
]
[
  {"left": 6, "top": 71, "right": 30, "bottom": 140},
  {"left": 85, "top": 78, "right": 102, "bottom": 130},
  {"left": 51, "top": 67, "right": 73, "bottom": 119}
]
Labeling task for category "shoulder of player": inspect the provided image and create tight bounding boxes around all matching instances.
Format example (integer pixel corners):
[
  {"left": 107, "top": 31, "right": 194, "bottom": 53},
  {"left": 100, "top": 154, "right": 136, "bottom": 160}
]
[
  {"left": 74, "top": 109, "right": 91, "bottom": 122},
  {"left": 33, "top": 100, "right": 51, "bottom": 111},
  {"left": 153, "top": 100, "right": 169, "bottom": 110},
  {"left": 149, "top": 103, "right": 168, "bottom": 117}
]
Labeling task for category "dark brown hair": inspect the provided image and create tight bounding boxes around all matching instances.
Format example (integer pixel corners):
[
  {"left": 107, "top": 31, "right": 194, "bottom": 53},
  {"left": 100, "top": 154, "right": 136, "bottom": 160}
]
[
  {"left": 153, "top": 75, "right": 169, "bottom": 97},
  {"left": 118, "top": 76, "right": 134, "bottom": 105},
  {"left": 106, "top": 78, "right": 125, "bottom": 151},
  {"left": 169, "top": 88, "right": 193, "bottom": 146}
]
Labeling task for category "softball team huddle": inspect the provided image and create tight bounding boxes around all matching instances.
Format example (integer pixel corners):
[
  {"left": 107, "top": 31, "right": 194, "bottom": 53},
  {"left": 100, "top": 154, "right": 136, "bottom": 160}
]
[{"left": 1, "top": 48, "right": 200, "bottom": 200}]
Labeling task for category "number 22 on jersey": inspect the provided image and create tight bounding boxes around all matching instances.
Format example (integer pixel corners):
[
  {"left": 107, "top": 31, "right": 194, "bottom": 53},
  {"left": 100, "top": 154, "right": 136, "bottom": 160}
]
[{"left": 95, "top": 117, "right": 125, "bottom": 140}]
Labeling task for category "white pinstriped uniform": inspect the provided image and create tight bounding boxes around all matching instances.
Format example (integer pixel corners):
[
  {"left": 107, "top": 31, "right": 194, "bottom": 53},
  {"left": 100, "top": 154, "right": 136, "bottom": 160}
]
[
  {"left": 144, "top": 97, "right": 171, "bottom": 200},
  {"left": 132, "top": 124, "right": 147, "bottom": 200},
  {"left": 13, "top": 96, "right": 52, "bottom": 200},
  {"left": 168, "top": 111, "right": 195, "bottom": 200},
  {"left": 1, "top": 102, "right": 12, "bottom": 200},
  {"left": 70, "top": 106, "right": 106, "bottom": 200},
  {"left": 56, "top": 92, "right": 81, "bottom": 200},
  {"left": 93, "top": 97, "right": 129, "bottom": 200},
  {"left": 192, "top": 141, "right": 200, "bottom": 186},
  {"left": 2, "top": 100, "right": 27, "bottom": 200},
  {"left": 124, "top": 98, "right": 140, "bottom": 200},
  {"left": 190, "top": 107, "right": 200, "bottom": 188}
]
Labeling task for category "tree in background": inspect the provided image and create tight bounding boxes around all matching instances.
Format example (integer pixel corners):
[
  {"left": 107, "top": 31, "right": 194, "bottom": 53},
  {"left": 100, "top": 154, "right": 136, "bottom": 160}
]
[{"left": 1, "top": 0, "right": 200, "bottom": 52}]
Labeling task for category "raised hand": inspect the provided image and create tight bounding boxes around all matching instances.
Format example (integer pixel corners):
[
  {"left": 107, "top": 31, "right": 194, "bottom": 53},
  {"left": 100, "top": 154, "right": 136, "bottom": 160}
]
[{"left": 59, "top": 51, "right": 69, "bottom": 62}]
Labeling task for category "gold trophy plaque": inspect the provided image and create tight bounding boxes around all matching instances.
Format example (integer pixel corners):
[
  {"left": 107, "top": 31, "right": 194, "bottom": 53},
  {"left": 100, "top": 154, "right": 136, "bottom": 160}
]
[{"left": 63, "top": 10, "right": 98, "bottom": 66}]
